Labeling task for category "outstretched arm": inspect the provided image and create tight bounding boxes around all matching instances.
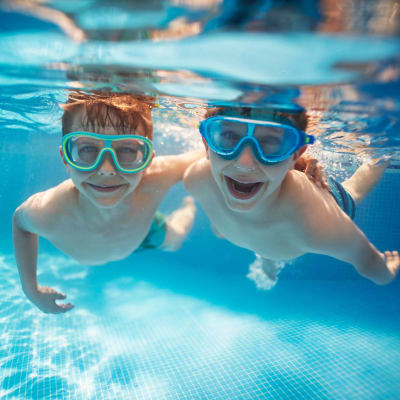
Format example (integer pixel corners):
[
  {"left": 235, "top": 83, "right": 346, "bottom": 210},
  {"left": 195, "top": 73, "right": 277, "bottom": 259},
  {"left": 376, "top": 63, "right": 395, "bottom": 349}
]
[
  {"left": 149, "top": 149, "right": 205, "bottom": 189},
  {"left": 291, "top": 174, "right": 398, "bottom": 286},
  {"left": 342, "top": 237, "right": 399, "bottom": 285},
  {"left": 12, "top": 205, "right": 74, "bottom": 314},
  {"left": 307, "top": 214, "right": 399, "bottom": 285}
]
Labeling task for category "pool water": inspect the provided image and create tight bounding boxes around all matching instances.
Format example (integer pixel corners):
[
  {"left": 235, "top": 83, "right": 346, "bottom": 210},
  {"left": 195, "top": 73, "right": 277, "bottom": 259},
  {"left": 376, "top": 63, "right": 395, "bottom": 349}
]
[
  {"left": 1, "top": 1, "right": 400, "bottom": 399},
  {"left": 1, "top": 212, "right": 400, "bottom": 399}
]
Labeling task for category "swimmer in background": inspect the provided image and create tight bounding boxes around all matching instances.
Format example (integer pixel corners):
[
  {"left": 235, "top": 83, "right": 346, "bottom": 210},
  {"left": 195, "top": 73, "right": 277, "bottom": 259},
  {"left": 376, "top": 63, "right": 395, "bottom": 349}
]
[
  {"left": 183, "top": 106, "right": 400, "bottom": 289},
  {"left": 13, "top": 92, "right": 201, "bottom": 314}
]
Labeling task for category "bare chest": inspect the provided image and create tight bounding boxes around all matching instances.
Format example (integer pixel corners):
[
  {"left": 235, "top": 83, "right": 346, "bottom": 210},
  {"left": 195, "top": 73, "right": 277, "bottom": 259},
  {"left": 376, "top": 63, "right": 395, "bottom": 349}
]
[
  {"left": 204, "top": 204, "right": 305, "bottom": 261},
  {"left": 47, "top": 213, "right": 154, "bottom": 265}
]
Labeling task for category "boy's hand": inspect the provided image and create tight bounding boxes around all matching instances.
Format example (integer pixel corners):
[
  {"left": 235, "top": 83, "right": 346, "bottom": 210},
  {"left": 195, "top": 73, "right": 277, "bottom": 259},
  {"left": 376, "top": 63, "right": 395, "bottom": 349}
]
[
  {"left": 295, "top": 154, "right": 328, "bottom": 189},
  {"left": 384, "top": 250, "right": 400, "bottom": 281},
  {"left": 28, "top": 286, "right": 74, "bottom": 314}
]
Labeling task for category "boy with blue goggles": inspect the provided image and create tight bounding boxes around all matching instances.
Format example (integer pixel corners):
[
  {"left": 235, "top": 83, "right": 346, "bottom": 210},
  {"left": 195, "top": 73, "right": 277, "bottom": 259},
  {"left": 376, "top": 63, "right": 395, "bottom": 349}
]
[
  {"left": 199, "top": 115, "right": 315, "bottom": 165},
  {"left": 184, "top": 105, "right": 398, "bottom": 291}
]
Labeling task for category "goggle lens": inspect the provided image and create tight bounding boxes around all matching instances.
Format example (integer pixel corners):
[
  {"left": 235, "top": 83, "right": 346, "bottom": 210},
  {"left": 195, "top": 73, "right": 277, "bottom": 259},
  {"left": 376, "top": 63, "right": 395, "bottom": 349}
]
[
  {"left": 208, "top": 120, "right": 246, "bottom": 151},
  {"left": 254, "top": 125, "right": 297, "bottom": 156}
]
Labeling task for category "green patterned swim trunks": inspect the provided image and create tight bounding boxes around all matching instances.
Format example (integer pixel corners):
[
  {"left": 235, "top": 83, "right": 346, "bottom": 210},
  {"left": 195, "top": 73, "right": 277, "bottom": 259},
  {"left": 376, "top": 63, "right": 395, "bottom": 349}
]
[{"left": 137, "top": 211, "right": 167, "bottom": 251}]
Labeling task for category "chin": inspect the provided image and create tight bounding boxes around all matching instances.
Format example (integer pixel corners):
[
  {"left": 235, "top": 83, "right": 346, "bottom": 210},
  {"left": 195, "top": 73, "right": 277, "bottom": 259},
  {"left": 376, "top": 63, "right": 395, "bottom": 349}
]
[
  {"left": 95, "top": 198, "right": 124, "bottom": 208},
  {"left": 224, "top": 195, "right": 260, "bottom": 213},
  {"left": 86, "top": 197, "right": 120, "bottom": 209},
  {"left": 85, "top": 191, "right": 128, "bottom": 208},
  {"left": 80, "top": 182, "right": 131, "bottom": 208}
]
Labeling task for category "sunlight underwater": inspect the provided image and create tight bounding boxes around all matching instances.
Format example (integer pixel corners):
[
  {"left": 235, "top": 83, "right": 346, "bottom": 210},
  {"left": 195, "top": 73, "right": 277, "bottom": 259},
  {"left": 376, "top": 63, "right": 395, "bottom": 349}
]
[{"left": 1, "top": 254, "right": 400, "bottom": 399}]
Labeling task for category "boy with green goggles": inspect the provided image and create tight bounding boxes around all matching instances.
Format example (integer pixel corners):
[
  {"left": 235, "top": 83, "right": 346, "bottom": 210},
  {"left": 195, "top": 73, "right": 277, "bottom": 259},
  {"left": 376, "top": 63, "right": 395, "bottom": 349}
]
[
  {"left": 62, "top": 132, "right": 154, "bottom": 174},
  {"left": 185, "top": 105, "right": 398, "bottom": 289},
  {"left": 13, "top": 92, "right": 203, "bottom": 314}
]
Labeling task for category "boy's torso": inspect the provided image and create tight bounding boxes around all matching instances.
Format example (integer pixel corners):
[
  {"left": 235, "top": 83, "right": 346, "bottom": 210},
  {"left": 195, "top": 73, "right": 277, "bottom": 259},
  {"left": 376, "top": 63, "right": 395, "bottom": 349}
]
[
  {"left": 32, "top": 179, "right": 165, "bottom": 265},
  {"left": 186, "top": 159, "right": 346, "bottom": 261}
]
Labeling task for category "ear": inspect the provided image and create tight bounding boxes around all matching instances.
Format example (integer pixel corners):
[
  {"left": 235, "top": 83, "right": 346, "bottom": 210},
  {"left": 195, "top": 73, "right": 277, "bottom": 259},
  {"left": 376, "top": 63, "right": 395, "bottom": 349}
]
[
  {"left": 150, "top": 150, "right": 156, "bottom": 163},
  {"left": 292, "top": 145, "right": 307, "bottom": 163},
  {"left": 142, "top": 150, "right": 156, "bottom": 175},
  {"left": 59, "top": 146, "right": 68, "bottom": 166},
  {"left": 201, "top": 137, "right": 210, "bottom": 159}
]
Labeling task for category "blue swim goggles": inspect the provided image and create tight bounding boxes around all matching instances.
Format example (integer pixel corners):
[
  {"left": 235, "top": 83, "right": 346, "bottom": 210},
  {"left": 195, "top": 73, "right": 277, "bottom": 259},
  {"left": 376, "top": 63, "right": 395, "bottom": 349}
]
[
  {"left": 199, "top": 116, "right": 315, "bottom": 164},
  {"left": 62, "top": 132, "right": 153, "bottom": 174}
]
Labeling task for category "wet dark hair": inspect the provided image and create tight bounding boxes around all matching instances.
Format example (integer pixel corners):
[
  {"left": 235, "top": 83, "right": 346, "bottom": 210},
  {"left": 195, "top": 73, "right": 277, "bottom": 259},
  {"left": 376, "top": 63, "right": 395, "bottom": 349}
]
[
  {"left": 204, "top": 106, "right": 308, "bottom": 131},
  {"left": 61, "top": 91, "right": 156, "bottom": 140}
]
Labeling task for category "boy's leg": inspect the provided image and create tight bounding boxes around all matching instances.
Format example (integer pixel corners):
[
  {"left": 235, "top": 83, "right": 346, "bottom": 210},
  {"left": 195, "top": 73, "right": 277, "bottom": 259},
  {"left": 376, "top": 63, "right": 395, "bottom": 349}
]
[
  {"left": 162, "top": 197, "right": 197, "bottom": 251},
  {"left": 247, "top": 255, "right": 285, "bottom": 290},
  {"left": 341, "top": 158, "right": 390, "bottom": 205}
]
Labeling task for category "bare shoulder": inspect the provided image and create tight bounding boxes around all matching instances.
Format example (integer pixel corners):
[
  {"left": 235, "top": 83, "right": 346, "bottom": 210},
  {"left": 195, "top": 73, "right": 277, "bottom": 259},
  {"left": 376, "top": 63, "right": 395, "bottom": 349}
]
[
  {"left": 13, "top": 180, "right": 76, "bottom": 234},
  {"left": 183, "top": 157, "right": 212, "bottom": 195},
  {"left": 281, "top": 171, "right": 329, "bottom": 228},
  {"left": 280, "top": 170, "right": 318, "bottom": 211},
  {"left": 283, "top": 170, "right": 359, "bottom": 250}
]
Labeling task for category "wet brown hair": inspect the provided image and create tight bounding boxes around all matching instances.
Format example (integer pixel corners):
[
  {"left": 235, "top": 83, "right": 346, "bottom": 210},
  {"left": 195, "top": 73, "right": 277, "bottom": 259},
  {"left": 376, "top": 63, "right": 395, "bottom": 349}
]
[
  {"left": 61, "top": 91, "right": 156, "bottom": 140},
  {"left": 204, "top": 106, "right": 308, "bottom": 131}
]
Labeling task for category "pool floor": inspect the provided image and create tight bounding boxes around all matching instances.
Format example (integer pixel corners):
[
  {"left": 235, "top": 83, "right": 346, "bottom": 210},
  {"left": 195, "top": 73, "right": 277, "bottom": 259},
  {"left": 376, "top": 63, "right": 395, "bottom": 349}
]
[{"left": 1, "top": 252, "right": 399, "bottom": 400}]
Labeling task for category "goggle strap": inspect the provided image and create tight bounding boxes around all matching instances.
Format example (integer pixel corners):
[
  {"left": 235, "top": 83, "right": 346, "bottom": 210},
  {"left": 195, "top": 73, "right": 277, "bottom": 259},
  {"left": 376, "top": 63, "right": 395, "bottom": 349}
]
[{"left": 304, "top": 135, "right": 315, "bottom": 145}]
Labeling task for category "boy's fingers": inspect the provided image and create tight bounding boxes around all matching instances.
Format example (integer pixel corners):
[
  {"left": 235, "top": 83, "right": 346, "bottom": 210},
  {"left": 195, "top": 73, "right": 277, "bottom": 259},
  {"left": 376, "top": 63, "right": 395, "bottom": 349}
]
[
  {"left": 322, "top": 173, "right": 329, "bottom": 189},
  {"left": 384, "top": 251, "right": 399, "bottom": 263},
  {"left": 317, "top": 169, "right": 328, "bottom": 189},
  {"left": 305, "top": 160, "right": 316, "bottom": 174},
  {"left": 53, "top": 292, "right": 67, "bottom": 300},
  {"left": 53, "top": 303, "right": 74, "bottom": 314},
  {"left": 59, "top": 303, "right": 74, "bottom": 312},
  {"left": 305, "top": 166, "right": 314, "bottom": 181},
  {"left": 314, "top": 167, "right": 321, "bottom": 181}
]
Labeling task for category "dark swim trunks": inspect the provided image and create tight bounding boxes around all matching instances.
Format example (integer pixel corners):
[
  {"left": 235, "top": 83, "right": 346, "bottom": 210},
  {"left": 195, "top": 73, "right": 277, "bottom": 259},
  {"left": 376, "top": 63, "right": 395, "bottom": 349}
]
[
  {"left": 326, "top": 176, "right": 356, "bottom": 220},
  {"left": 137, "top": 211, "right": 167, "bottom": 251}
]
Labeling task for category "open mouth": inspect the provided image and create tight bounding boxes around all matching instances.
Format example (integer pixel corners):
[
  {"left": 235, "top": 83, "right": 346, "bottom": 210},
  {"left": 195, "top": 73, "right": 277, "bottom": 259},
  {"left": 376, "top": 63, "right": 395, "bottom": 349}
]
[
  {"left": 225, "top": 176, "right": 263, "bottom": 200},
  {"left": 87, "top": 183, "right": 125, "bottom": 193}
]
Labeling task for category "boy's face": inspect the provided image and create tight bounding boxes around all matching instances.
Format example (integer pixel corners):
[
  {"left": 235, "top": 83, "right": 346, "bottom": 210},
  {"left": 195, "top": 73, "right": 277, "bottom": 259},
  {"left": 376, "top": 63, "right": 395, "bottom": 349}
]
[
  {"left": 61, "top": 109, "right": 153, "bottom": 209},
  {"left": 203, "top": 112, "right": 306, "bottom": 213},
  {"left": 207, "top": 144, "right": 295, "bottom": 212}
]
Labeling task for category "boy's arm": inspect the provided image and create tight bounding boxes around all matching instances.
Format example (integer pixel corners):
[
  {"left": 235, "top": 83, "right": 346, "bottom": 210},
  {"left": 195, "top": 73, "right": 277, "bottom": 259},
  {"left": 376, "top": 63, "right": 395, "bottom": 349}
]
[
  {"left": 286, "top": 172, "right": 398, "bottom": 285},
  {"left": 328, "top": 229, "right": 398, "bottom": 285},
  {"left": 304, "top": 210, "right": 399, "bottom": 285},
  {"left": 12, "top": 200, "right": 74, "bottom": 314},
  {"left": 148, "top": 149, "right": 205, "bottom": 189},
  {"left": 13, "top": 208, "right": 39, "bottom": 298}
]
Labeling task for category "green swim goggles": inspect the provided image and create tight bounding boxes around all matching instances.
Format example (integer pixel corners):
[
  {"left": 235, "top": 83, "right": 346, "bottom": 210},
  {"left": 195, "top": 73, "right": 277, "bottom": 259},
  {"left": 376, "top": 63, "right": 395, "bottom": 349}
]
[{"left": 62, "top": 132, "right": 153, "bottom": 174}]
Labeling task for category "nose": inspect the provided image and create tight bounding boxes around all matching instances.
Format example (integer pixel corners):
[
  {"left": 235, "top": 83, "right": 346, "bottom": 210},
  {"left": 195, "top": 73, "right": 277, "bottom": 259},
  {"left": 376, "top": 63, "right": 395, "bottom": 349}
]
[
  {"left": 97, "top": 152, "right": 117, "bottom": 177},
  {"left": 234, "top": 145, "right": 257, "bottom": 171}
]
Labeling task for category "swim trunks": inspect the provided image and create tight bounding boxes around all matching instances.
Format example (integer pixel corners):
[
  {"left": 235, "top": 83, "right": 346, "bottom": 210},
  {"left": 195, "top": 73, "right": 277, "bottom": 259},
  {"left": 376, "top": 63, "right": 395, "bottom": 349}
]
[
  {"left": 326, "top": 176, "right": 356, "bottom": 220},
  {"left": 137, "top": 211, "right": 167, "bottom": 251}
]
